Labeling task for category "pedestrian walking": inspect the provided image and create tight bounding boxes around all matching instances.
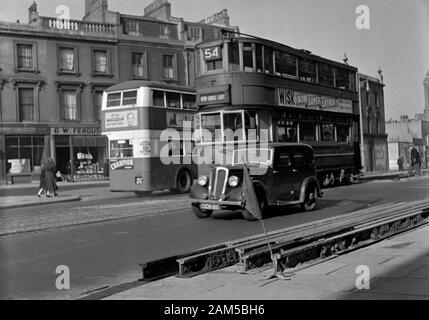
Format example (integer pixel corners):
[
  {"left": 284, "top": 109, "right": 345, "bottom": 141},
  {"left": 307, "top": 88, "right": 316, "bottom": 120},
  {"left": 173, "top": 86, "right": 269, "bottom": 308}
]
[
  {"left": 44, "top": 157, "right": 58, "bottom": 197},
  {"left": 36, "top": 157, "right": 47, "bottom": 197},
  {"left": 397, "top": 157, "right": 404, "bottom": 171}
]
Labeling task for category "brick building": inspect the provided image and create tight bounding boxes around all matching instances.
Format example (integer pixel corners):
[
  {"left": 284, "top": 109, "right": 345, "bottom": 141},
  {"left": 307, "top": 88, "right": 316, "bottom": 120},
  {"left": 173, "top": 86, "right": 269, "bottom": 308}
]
[
  {"left": 359, "top": 73, "right": 389, "bottom": 172},
  {"left": 0, "top": 0, "right": 238, "bottom": 184}
]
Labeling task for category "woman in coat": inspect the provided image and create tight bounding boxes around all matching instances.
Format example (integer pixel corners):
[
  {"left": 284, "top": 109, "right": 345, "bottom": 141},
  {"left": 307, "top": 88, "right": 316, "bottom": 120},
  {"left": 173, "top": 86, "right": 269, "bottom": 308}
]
[
  {"left": 44, "top": 158, "right": 58, "bottom": 197},
  {"left": 36, "top": 158, "right": 47, "bottom": 197}
]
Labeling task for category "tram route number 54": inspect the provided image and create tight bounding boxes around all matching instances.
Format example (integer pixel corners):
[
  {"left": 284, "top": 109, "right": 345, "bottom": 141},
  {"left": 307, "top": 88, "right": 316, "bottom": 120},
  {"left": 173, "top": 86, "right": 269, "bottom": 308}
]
[{"left": 204, "top": 46, "right": 222, "bottom": 61}]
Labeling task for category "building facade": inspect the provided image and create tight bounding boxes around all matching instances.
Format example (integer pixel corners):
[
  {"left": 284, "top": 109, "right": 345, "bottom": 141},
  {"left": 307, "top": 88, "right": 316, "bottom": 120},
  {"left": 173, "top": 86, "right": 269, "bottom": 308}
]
[
  {"left": 0, "top": 0, "right": 238, "bottom": 184},
  {"left": 359, "top": 73, "right": 389, "bottom": 172},
  {"left": 386, "top": 116, "right": 429, "bottom": 170}
]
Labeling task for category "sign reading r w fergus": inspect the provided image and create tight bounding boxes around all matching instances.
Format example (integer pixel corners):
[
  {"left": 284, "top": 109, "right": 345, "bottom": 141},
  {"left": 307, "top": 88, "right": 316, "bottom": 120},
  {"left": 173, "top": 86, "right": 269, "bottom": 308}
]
[{"left": 277, "top": 87, "right": 353, "bottom": 114}]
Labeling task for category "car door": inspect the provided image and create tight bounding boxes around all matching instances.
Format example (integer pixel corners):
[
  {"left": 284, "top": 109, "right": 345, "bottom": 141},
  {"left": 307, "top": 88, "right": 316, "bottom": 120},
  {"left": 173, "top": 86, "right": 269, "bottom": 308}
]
[
  {"left": 290, "top": 148, "right": 312, "bottom": 199},
  {"left": 268, "top": 147, "right": 302, "bottom": 201}
]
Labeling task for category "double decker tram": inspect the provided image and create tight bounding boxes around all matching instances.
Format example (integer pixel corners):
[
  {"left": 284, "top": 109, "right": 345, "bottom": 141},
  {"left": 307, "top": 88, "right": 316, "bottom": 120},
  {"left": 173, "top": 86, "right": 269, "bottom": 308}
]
[
  {"left": 194, "top": 33, "right": 362, "bottom": 186},
  {"left": 101, "top": 81, "right": 198, "bottom": 195}
]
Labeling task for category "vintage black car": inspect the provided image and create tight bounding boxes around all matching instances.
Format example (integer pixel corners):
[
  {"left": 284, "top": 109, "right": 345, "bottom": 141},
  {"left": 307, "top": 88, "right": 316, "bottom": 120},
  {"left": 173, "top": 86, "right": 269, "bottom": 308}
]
[{"left": 190, "top": 143, "right": 322, "bottom": 221}]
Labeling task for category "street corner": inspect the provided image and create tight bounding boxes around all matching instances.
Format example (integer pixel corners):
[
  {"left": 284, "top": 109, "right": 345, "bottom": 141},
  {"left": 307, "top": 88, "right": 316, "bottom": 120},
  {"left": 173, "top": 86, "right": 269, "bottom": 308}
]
[{"left": 0, "top": 194, "right": 81, "bottom": 210}]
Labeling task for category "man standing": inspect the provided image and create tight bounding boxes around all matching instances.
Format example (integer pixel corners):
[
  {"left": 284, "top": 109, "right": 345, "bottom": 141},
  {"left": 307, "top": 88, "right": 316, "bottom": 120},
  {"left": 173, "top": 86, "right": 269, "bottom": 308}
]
[{"left": 408, "top": 147, "right": 422, "bottom": 177}]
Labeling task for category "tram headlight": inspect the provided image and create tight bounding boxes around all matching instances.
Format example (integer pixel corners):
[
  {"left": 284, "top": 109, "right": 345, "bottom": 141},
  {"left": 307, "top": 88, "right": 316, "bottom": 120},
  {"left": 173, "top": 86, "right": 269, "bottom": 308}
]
[
  {"left": 198, "top": 175, "right": 208, "bottom": 187},
  {"left": 228, "top": 176, "right": 240, "bottom": 187}
]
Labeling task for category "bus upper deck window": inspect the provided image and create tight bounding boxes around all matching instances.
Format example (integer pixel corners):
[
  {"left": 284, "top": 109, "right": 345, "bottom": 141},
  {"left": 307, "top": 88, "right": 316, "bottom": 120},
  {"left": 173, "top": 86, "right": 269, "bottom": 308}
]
[
  {"left": 183, "top": 94, "right": 196, "bottom": 109},
  {"left": 153, "top": 90, "right": 165, "bottom": 107},
  {"left": 107, "top": 93, "right": 121, "bottom": 107},
  {"left": 122, "top": 90, "right": 137, "bottom": 106},
  {"left": 166, "top": 92, "right": 180, "bottom": 108}
]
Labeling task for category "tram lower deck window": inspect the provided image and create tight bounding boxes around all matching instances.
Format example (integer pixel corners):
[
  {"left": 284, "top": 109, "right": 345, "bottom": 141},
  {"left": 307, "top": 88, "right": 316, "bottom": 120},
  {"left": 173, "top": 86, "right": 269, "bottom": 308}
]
[
  {"left": 201, "top": 113, "right": 222, "bottom": 142},
  {"left": 336, "top": 125, "right": 351, "bottom": 142},
  {"left": 299, "top": 122, "right": 316, "bottom": 141},
  {"left": 321, "top": 124, "right": 335, "bottom": 141}
]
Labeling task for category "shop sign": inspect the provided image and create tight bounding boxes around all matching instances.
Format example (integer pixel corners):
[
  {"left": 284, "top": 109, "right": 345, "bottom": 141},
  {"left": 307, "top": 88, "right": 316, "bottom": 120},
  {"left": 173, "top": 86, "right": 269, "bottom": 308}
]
[
  {"left": 105, "top": 110, "right": 138, "bottom": 129},
  {"left": 51, "top": 127, "right": 102, "bottom": 135},
  {"left": 277, "top": 88, "right": 353, "bottom": 114},
  {"left": 110, "top": 158, "right": 134, "bottom": 170}
]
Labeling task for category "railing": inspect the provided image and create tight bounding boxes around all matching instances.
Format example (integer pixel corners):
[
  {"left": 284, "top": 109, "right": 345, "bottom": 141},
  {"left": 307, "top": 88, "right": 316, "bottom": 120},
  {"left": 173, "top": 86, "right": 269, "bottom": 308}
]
[{"left": 38, "top": 16, "right": 117, "bottom": 36}]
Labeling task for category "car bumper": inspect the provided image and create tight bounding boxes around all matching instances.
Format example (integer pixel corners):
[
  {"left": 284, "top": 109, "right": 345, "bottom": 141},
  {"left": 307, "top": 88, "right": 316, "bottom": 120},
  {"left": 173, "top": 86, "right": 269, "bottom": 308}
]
[{"left": 192, "top": 199, "right": 244, "bottom": 207}]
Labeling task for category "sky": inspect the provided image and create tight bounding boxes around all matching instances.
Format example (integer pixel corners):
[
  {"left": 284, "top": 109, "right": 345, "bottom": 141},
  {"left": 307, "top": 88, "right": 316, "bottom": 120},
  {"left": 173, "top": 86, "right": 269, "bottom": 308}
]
[{"left": 1, "top": 0, "right": 429, "bottom": 120}]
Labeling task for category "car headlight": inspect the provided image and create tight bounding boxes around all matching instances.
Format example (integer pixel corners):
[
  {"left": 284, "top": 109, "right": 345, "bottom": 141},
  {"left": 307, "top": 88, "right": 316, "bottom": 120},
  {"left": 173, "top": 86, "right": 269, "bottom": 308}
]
[
  {"left": 198, "top": 175, "right": 208, "bottom": 186},
  {"left": 228, "top": 175, "right": 240, "bottom": 187}
]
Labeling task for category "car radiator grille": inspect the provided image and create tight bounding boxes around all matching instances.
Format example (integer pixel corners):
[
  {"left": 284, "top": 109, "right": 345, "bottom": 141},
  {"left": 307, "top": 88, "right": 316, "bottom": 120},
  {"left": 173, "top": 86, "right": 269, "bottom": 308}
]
[{"left": 210, "top": 167, "right": 229, "bottom": 199}]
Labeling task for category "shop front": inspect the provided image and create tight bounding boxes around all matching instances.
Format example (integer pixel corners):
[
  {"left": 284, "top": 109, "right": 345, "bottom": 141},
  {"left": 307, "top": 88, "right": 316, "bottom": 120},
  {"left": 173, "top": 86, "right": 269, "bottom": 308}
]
[{"left": 51, "top": 126, "right": 109, "bottom": 182}]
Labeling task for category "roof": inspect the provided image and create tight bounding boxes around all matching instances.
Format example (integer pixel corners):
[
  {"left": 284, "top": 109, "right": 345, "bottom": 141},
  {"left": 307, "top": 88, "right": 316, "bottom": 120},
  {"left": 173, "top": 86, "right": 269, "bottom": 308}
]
[{"left": 105, "top": 81, "right": 196, "bottom": 93}]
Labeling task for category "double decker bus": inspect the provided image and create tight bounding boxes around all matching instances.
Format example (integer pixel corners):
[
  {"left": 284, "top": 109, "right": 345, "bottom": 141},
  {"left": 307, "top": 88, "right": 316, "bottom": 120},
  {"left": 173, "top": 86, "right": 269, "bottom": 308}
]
[
  {"left": 101, "top": 81, "right": 198, "bottom": 195},
  {"left": 194, "top": 33, "right": 361, "bottom": 186}
]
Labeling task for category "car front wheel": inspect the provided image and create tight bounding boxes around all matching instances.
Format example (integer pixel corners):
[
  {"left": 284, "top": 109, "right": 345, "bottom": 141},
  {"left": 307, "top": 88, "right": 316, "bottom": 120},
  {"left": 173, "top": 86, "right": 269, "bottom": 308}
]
[
  {"left": 302, "top": 185, "right": 317, "bottom": 212},
  {"left": 192, "top": 203, "right": 213, "bottom": 218}
]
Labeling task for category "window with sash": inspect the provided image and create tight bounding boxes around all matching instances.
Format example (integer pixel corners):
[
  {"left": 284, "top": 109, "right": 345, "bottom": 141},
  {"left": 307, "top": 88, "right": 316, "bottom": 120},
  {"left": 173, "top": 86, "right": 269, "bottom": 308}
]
[
  {"left": 17, "top": 44, "right": 34, "bottom": 70},
  {"left": 61, "top": 89, "right": 78, "bottom": 121},
  {"left": 93, "top": 49, "right": 109, "bottom": 74},
  {"left": 131, "top": 52, "right": 147, "bottom": 78},
  {"left": 163, "top": 54, "right": 176, "bottom": 79},
  {"left": 59, "top": 47, "right": 76, "bottom": 72},
  {"left": 94, "top": 91, "right": 103, "bottom": 123},
  {"left": 18, "top": 88, "right": 35, "bottom": 122}
]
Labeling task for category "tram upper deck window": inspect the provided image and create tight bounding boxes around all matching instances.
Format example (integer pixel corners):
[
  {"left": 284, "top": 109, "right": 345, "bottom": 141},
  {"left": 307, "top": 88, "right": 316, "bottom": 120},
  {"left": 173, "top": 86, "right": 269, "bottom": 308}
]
[
  {"left": 243, "top": 43, "right": 254, "bottom": 72},
  {"left": 336, "top": 68, "right": 350, "bottom": 90},
  {"left": 201, "top": 113, "right": 222, "bottom": 142},
  {"left": 256, "top": 44, "right": 263, "bottom": 73},
  {"left": 153, "top": 90, "right": 165, "bottom": 107},
  {"left": 264, "top": 46, "right": 274, "bottom": 74},
  {"left": 275, "top": 51, "right": 297, "bottom": 78},
  {"left": 206, "top": 60, "right": 223, "bottom": 71},
  {"left": 336, "top": 125, "right": 351, "bottom": 143},
  {"left": 318, "top": 63, "right": 335, "bottom": 86},
  {"left": 321, "top": 124, "right": 335, "bottom": 141},
  {"left": 203, "top": 46, "right": 223, "bottom": 72},
  {"left": 299, "top": 122, "right": 316, "bottom": 141},
  {"left": 166, "top": 92, "right": 180, "bottom": 108},
  {"left": 349, "top": 71, "right": 357, "bottom": 91},
  {"left": 228, "top": 42, "right": 240, "bottom": 72},
  {"left": 298, "top": 58, "right": 316, "bottom": 83}
]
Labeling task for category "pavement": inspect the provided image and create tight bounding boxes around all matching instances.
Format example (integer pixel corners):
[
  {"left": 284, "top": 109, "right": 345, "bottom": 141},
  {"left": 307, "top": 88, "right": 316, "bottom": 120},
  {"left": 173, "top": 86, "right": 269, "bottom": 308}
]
[{"left": 106, "top": 223, "right": 429, "bottom": 300}]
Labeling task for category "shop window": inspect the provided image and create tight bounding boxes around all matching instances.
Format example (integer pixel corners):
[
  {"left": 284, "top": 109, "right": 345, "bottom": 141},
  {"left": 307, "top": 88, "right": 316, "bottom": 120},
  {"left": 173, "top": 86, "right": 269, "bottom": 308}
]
[
  {"left": 318, "top": 63, "right": 335, "bottom": 86},
  {"left": 299, "top": 122, "right": 316, "bottom": 141},
  {"left": 166, "top": 92, "right": 180, "bottom": 108},
  {"left": 131, "top": 52, "right": 147, "bottom": 78},
  {"left": 243, "top": 43, "right": 254, "bottom": 72},
  {"left": 61, "top": 89, "right": 79, "bottom": 121},
  {"left": 5, "top": 135, "right": 45, "bottom": 173},
  {"left": 275, "top": 51, "right": 297, "bottom": 78},
  {"left": 336, "top": 125, "right": 351, "bottom": 142},
  {"left": 263, "top": 46, "right": 273, "bottom": 74},
  {"left": 110, "top": 140, "right": 133, "bottom": 158},
  {"left": 18, "top": 87, "right": 35, "bottom": 122},
  {"left": 321, "top": 124, "right": 335, "bottom": 141},
  {"left": 298, "top": 58, "right": 316, "bottom": 83},
  {"left": 58, "top": 46, "right": 78, "bottom": 73},
  {"left": 163, "top": 54, "right": 176, "bottom": 80},
  {"left": 336, "top": 68, "right": 350, "bottom": 90}
]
